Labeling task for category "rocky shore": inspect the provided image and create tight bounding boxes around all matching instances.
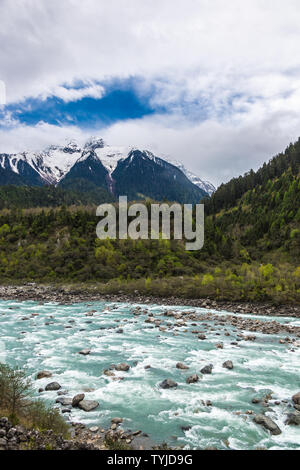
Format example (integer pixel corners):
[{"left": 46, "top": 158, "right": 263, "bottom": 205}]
[
  {"left": 0, "top": 416, "right": 156, "bottom": 451},
  {"left": 0, "top": 283, "right": 299, "bottom": 318}
]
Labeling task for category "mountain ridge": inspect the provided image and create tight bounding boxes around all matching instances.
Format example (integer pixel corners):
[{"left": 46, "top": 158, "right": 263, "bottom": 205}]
[{"left": 0, "top": 138, "right": 215, "bottom": 202}]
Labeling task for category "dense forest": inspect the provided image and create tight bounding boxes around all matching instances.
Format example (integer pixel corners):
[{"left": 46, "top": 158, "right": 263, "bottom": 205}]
[
  {"left": 0, "top": 138, "right": 299, "bottom": 303},
  {"left": 0, "top": 184, "right": 114, "bottom": 209}
]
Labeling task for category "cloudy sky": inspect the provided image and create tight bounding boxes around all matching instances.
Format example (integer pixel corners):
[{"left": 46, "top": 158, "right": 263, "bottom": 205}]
[{"left": 1, "top": 0, "right": 300, "bottom": 186}]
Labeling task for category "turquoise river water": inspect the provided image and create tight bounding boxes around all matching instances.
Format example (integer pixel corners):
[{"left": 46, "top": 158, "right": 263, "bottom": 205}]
[{"left": 0, "top": 300, "right": 299, "bottom": 450}]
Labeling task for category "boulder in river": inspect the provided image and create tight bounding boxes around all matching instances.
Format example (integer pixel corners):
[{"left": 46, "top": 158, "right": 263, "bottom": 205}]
[
  {"left": 285, "top": 411, "right": 300, "bottom": 426},
  {"left": 90, "top": 426, "right": 99, "bottom": 433},
  {"left": 223, "top": 361, "right": 234, "bottom": 370},
  {"left": 176, "top": 362, "right": 189, "bottom": 370},
  {"left": 292, "top": 392, "right": 300, "bottom": 405},
  {"left": 252, "top": 397, "right": 261, "bottom": 404},
  {"left": 72, "top": 393, "right": 85, "bottom": 408},
  {"left": 115, "top": 363, "right": 130, "bottom": 372},
  {"left": 78, "top": 400, "right": 99, "bottom": 412},
  {"left": 36, "top": 371, "right": 52, "bottom": 380},
  {"left": 78, "top": 349, "right": 91, "bottom": 356},
  {"left": 253, "top": 414, "right": 281, "bottom": 435},
  {"left": 201, "top": 364, "right": 213, "bottom": 374},
  {"left": 186, "top": 374, "right": 199, "bottom": 384},
  {"left": 56, "top": 397, "right": 72, "bottom": 406},
  {"left": 45, "top": 382, "right": 61, "bottom": 391},
  {"left": 160, "top": 379, "right": 178, "bottom": 389},
  {"left": 111, "top": 417, "right": 123, "bottom": 425}
]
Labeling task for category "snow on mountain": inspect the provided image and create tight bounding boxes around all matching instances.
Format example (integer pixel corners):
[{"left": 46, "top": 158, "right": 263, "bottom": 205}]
[
  {"left": 93, "top": 146, "right": 131, "bottom": 174},
  {"left": 0, "top": 138, "right": 215, "bottom": 195},
  {"left": 164, "top": 157, "right": 216, "bottom": 195}
]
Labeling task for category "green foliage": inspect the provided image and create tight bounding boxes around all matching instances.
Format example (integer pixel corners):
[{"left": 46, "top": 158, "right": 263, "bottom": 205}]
[
  {"left": 0, "top": 363, "right": 31, "bottom": 421},
  {"left": 0, "top": 184, "right": 114, "bottom": 209},
  {"left": 0, "top": 363, "right": 69, "bottom": 437},
  {"left": 104, "top": 436, "right": 131, "bottom": 450},
  {"left": 26, "top": 400, "right": 69, "bottom": 438}
]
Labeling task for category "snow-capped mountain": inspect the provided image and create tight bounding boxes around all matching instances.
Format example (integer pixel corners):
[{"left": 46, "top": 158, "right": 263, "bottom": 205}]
[
  {"left": 165, "top": 159, "right": 216, "bottom": 196},
  {"left": 0, "top": 138, "right": 215, "bottom": 203}
]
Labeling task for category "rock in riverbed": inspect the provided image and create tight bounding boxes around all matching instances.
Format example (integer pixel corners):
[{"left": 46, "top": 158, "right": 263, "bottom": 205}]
[
  {"left": 176, "top": 362, "right": 189, "bottom": 370},
  {"left": 186, "top": 374, "right": 199, "bottom": 384},
  {"left": 72, "top": 394, "right": 85, "bottom": 407},
  {"left": 253, "top": 414, "right": 281, "bottom": 435},
  {"left": 286, "top": 411, "right": 300, "bottom": 426},
  {"left": 36, "top": 371, "right": 52, "bottom": 380},
  {"left": 292, "top": 392, "right": 300, "bottom": 405},
  {"left": 223, "top": 361, "right": 234, "bottom": 370},
  {"left": 56, "top": 397, "right": 72, "bottom": 406},
  {"left": 111, "top": 417, "right": 123, "bottom": 425},
  {"left": 78, "top": 349, "right": 91, "bottom": 356},
  {"left": 201, "top": 364, "right": 213, "bottom": 374},
  {"left": 78, "top": 400, "right": 99, "bottom": 412},
  {"left": 160, "top": 379, "right": 178, "bottom": 389},
  {"left": 45, "top": 382, "right": 61, "bottom": 391},
  {"left": 115, "top": 363, "right": 130, "bottom": 372}
]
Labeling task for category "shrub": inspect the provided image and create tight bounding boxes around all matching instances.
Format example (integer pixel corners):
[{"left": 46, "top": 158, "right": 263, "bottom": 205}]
[{"left": 0, "top": 363, "right": 69, "bottom": 437}]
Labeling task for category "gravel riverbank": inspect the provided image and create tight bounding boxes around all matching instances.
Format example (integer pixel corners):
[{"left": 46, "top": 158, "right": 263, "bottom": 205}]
[{"left": 0, "top": 283, "right": 299, "bottom": 318}]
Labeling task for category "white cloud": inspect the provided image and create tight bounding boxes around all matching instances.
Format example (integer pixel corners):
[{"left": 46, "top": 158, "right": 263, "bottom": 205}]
[
  {"left": 0, "top": 122, "right": 87, "bottom": 154},
  {"left": 1, "top": 0, "right": 300, "bottom": 105},
  {"left": 101, "top": 110, "right": 300, "bottom": 187},
  {"left": 41, "top": 83, "right": 105, "bottom": 103},
  {"left": 1, "top": 0, "right": 300, "bottom": 184},
  {"left": 1, "top": 104, "right": 299, "bottom": 187}
]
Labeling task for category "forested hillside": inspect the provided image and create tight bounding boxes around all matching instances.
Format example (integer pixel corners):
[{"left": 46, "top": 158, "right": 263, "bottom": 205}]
[
  {"left": 0, "top": 185, "right": 114, "bottom": 209},
  {"left": 204, "top": 139, "right": 300, "bottom": 261}
]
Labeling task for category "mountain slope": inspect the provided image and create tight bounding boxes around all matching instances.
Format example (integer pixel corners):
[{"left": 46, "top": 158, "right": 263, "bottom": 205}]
[
  {"left": 0, "top": 139, "right": 212, "bottom": 203},
  {"left": 112, "top": 149, "right": 207, "bottom": 203},
  {"left": 164, "top": 157, "right": 216, "bottom": 196},
  {"left": 59, "top": 150, "right": 109, "bottom": 191},
  {"left": 202, "top": 138, "right": 300, "bottom": 262}
]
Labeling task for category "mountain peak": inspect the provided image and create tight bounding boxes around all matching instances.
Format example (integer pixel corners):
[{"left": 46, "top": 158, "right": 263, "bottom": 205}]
[
  {"left": 84, "top": 137, "right": 105, "bottom": 151},
  {"left": 0, "top": 138, "right": 215, "bottom": 201}
]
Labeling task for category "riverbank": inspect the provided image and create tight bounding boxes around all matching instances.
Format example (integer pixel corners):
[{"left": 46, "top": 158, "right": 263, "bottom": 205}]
[
  {"left": 0, "top": 283, "right": 299, "bottom": 318},
  {"left": 0, "top": 416, "right": 160, "bottom": 451}
]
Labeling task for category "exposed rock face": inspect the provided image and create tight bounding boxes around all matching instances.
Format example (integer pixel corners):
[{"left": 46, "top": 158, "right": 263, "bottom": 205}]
[
  {"left": 253, "top": 414, "right": 281, "bottom": 435},
  {"left": 78, "top": 400, "right": 99, "bottom": 412},
  {"left": 36, "top": 371, "right": 52, "bottom": 380},
  {"left": 223, "top": 361, "right": 234, "bottom": 370},
  {"left": 201, "top": 364, "right": 213, "bottom": 374},
  {"left": 159, "top": 379, "right": 178, "bottom": 389},
  {"left": 72, "top": 394, "right": 85, "bottom": 408},
  {"left": 186, "top": 374, "right": 199, "bottom": 384},
  {"left": 292, "top": 392, "right": 300, "bottom": 405},
  {"left": 45, "top": 382, "right": 61, "bottom": 391},
  {"left": 176, "top": 362, "right": 189, "bottom": 370}
]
